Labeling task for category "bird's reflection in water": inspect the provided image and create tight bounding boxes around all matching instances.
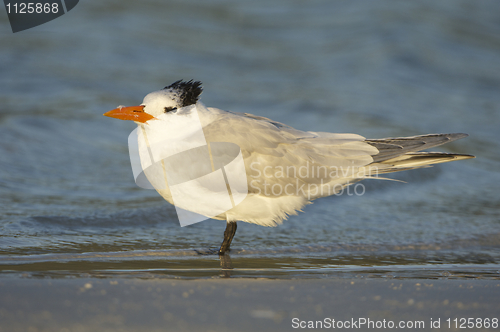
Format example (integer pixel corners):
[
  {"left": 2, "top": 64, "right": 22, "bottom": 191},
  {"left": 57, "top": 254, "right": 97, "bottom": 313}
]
[{"left": 219, "top": 254, "right": 233, "bottom": 278}]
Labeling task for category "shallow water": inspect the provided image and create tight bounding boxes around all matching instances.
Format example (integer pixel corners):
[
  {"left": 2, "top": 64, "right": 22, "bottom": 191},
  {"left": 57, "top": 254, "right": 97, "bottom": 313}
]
[{"left": 1, "top": 0, "right": 499, "bottom": 280}]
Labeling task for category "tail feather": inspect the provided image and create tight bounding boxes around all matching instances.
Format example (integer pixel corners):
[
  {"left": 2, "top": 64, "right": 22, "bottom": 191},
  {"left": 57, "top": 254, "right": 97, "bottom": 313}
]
[
  {"left": 364, "top": 133, "right": 474, "bottom": 175},
  {"left": 381, "top": 151, "right": 474, "bottom": 166},
  {"left": 366, "top": 133, "right": 469, "bottom": 163}
]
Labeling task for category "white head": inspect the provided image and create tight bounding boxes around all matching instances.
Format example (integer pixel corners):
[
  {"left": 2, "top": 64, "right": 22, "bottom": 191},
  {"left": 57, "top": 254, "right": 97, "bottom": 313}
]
[{"left": 104, "top": 80, "right": 203, "bottom": 123}]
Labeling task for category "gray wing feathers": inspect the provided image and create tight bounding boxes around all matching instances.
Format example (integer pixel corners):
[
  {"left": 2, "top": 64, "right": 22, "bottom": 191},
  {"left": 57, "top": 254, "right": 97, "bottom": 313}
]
[
  {"left": 366, "top": 133, "right": 470, "bottom": 163},
  {"left": 203, "top": 108, "right": 473, "bottom": 187},
  {"left": 365, "top": 134, "right": 474, "bottom": 173}
]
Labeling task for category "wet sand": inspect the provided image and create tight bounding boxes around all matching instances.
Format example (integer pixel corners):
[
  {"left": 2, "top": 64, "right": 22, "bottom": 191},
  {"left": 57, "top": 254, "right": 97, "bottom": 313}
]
[{"left": 1, "top": 277, "right": 499, "bottom": 332}]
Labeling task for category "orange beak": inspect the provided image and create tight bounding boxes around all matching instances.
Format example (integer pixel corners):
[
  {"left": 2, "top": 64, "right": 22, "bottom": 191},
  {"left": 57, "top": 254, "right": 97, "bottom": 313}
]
[{"left": 103, "top": 105, "right": 155, "bottom": 123}]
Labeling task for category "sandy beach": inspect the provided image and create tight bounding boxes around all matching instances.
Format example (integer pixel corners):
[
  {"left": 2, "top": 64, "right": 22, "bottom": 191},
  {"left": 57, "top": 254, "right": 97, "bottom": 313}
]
[{"left": 1, "top": 276, "right": 499, "bottom": 332}]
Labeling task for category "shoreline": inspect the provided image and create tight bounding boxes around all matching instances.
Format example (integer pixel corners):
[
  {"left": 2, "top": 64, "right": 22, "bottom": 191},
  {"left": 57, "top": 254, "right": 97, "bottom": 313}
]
[{"left": 1, "top": 277, "right": 499, "bottom": 332}]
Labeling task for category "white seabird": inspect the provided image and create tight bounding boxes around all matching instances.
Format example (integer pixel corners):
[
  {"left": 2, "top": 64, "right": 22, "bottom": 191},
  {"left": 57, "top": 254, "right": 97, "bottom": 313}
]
[{"left": 104, "top": 80, "right": 474, "bottom": 254}]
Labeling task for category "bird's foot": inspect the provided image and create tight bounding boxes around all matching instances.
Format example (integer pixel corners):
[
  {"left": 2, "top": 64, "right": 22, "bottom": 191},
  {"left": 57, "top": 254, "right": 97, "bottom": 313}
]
[{"left": 195, "top": 221, "right": 237, "bottom": 256}]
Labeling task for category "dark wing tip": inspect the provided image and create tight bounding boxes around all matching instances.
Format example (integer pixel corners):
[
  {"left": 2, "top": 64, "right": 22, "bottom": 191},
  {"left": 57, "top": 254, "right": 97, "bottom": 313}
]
[{"left": 447, "top": 133, "right": 468, "bottom": 139}]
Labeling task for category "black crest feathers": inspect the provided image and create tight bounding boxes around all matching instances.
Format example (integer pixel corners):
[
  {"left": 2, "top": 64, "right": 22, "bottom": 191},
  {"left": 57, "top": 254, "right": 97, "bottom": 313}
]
[{"left": 163, "top": 80, "right": 203, "bottom": 107}]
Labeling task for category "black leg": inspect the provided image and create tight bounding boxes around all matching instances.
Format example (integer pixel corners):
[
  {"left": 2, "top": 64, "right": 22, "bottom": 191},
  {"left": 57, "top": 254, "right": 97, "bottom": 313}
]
[{"left": 218, "top": 221, "right": 237, "bottom": 255}]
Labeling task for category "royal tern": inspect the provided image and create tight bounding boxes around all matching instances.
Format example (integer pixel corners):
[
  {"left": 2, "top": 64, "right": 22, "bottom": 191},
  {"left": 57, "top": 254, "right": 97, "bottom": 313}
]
[{"left": 104, "top": 80, "right": 474, "bottom": 254}]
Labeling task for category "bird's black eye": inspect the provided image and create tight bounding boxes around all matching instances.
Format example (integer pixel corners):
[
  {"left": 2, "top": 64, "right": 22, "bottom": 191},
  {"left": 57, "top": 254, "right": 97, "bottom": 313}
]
[{"left": 164, "top": 107, "right": 177, "bottom": 113}]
